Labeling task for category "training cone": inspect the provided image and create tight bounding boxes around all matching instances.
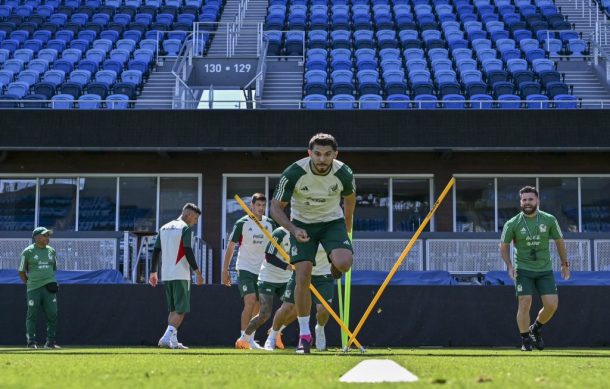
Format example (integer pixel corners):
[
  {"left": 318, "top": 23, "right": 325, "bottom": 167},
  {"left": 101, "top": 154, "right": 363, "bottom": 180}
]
[{"left": 339, "top": 359, "right": 418, "bottom": 383}]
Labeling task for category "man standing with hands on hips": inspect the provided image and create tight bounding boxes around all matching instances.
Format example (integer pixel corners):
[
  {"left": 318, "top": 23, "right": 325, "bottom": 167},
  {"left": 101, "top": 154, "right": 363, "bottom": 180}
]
[
  {"left": 18, "top": 227, "right": 60, "bottom": 349},
  {"left": 500, "top": 186, "right": 570, "bottom": 352}
]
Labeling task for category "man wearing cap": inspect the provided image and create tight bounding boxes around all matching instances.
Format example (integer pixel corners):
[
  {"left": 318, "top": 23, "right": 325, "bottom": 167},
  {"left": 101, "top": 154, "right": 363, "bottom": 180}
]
[{"left": 18, "top": 227, "right": 60, "bottom": 349}]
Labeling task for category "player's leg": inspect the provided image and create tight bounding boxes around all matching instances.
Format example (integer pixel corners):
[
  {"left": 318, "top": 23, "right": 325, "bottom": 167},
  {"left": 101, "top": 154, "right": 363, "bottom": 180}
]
[
  {"left": 294, "top": 261, "right": 313, "bottom": 353},
  {"left": 41, "top": 287, "right": 59, "bottom": 349},
  {"left": 159, "top": 281, "right": 176, "bottom": 347},
  {"left": 237, "top": 285, "right": 275, "bottom": 349},
  {"left": 25, "top": 288, "right": 41, "bottom": 348},
  {"left": 238, "top": 270, "right": 259, "bottom": 336},
  {"left": 169, "top": 280, "right": 190, "bottom": 349},
  {"left": 529, "top": 272, "right": 558, "bottom": 350},
  {"left": 312, "top": 274, "right": 334, "bottom": 351},
  {"left": 265, "top": 301, "right": 295, "bottom": 350},
  {"left": 321, "top": 219, "right": 353, "bottom": 277},
  {"left": 515, "top": 270, "right": 535, "bottom": 351}
]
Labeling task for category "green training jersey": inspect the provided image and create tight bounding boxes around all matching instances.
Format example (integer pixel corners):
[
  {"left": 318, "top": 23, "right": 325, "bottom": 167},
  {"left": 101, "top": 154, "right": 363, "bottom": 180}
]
[
  {"left": 18, "top": 244, "right": 57, "bottom": 292},
  {"left": 273, "top": 157, "right": 355, "bottom": 224},
  {"left": 501, "top": 210, "right": 563, "bottom": 272}
]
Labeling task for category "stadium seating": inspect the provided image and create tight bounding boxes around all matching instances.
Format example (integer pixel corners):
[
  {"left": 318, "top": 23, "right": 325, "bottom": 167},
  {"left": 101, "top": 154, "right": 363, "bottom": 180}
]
[
  {"left": 0, "top": 0, "right": 223, "bottom": 108},
  {"left": 262, "top": 0, "right": 582, "bottom": 109}
]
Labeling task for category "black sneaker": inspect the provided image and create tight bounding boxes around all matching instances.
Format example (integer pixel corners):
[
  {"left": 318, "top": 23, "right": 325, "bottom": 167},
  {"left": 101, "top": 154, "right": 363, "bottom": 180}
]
[
  {"left": 296, "top": 335, "right": 312, "bottom": 354},
  {"left": 26, "top": 342, "right": 38, "bottom": 349},
  {"left": 44, "top": 341, "right": 61, "bottom": 349},
  {"left": 529, "top": 325, "right": 544, "bottom": 350},
  {"left": 521, "top": 337, "right": 533, "bottom": 351}
]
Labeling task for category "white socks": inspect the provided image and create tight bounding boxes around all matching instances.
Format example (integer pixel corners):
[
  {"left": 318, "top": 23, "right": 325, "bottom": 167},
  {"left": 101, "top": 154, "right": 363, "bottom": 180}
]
[
  {"left": 279, "top": 325, "right": 287, "bottom": 332},
  {"left": 162, "top": 325, "right": 176, "bottom": 341},
  {"left": 297, "top": 316, "right": 311, "bottom": 336}
]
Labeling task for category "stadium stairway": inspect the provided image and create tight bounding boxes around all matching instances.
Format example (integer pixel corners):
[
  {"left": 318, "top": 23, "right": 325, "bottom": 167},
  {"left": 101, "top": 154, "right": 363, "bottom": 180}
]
[
  {"left": 135, "top": 61, "right": 176, "bottom": 109},
  {"left": 260, "top": 59, "right": 304, "bottom": 109},
  {"left": 555, "top": 0, "right": 610, "bottom": 53},
  {"left": 206, "top": 0, "right": 268, "bottom": 56},
  {"left": 554, "top": 0, "right": 610, "bottom": 106}
]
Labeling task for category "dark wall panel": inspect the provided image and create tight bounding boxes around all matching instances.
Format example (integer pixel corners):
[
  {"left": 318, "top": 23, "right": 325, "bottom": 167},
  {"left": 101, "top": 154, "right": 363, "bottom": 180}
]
[
  {"left": 1, "top": 285, "right": 608, "bottom": 347},
  {"left": 1, "top": 110, "right": 609, "bottom": 151}
]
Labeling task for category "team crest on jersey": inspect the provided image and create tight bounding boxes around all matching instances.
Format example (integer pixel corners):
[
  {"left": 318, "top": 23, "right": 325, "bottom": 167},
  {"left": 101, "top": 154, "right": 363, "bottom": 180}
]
[
  {"left": 242, "top": 285, "right": 247, "bottom": 292},
  {"left": 539, "top": 224, "right": 547, "bottom": 233},
  {"left": 28, "top": 300, "right": 34, "bottom": 306},
  {"left": 517, "top": 284, "right": 523, "bottom": 292},
  {"left": 34, "top": 255, "right": 38, "bottom": 260},
  {"left": 291, "top": 246, "right": 298, "bottom": 256},
  {"left": 328, "top": 183, "right": 338, "bottom": 194}
]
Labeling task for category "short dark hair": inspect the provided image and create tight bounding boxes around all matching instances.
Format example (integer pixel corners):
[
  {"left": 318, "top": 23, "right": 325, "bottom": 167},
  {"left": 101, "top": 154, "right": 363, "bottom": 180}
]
[
  {"left": 183, "top": 203, "right": 202, "bottom": 215},
  {"left": 519, "top": 186, "right": 539, "bottom": 198},
  {"left": 251, "top": 193, "right": 266, "bottom": 204},
  {"left": 309, "top": 133, "right": 338, "bottom": 151}
]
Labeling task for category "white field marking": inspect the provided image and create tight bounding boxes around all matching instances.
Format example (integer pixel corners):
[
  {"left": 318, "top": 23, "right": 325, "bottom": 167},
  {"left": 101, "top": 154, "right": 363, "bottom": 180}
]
[{"left": 339, "top": 359, "right": 418, "bottom": 383}]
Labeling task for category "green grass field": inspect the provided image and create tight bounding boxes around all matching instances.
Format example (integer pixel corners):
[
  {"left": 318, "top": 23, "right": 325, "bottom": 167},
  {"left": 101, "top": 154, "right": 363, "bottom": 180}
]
[{"left": 1, "top": 347, "right": 609, "bottom": 388}]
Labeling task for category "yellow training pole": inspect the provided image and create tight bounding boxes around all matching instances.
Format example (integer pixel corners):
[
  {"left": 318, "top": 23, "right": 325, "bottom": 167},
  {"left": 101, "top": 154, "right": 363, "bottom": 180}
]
[
  {"left": 234, "top": 195, "right": 365, "bottom": 350},
  {"left": 347, "top": 177, "right": 456, "bottom": 348}
]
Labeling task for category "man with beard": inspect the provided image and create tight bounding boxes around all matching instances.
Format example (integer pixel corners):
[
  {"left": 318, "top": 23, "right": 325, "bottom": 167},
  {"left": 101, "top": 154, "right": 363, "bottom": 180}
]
[
  {"left": 500, "top": 186, "right": 570, "bottom": 352},
  {"left": 270, "top": 133, "right": 356, "bottom": 354}
]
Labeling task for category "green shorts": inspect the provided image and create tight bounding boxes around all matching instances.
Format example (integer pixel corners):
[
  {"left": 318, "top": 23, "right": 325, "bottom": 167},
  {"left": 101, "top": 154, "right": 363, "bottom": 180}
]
[
  {"left": 257, "top": 280, "right": 287, "bottom": 299},
  {"left": 290, "top": 218, "right": 353, "bottom": 264},
  {"left": 164, "top": 280, "right": 190, "bottom": 313},
  {"left": 281, "top": 273, "right": 335, "bottom": 305},
  {"left": 237, "top": 269, "right": 259, "bottom": 298},
  {"left": 515, "top": 269, "right": 557, "bottom": 296}
]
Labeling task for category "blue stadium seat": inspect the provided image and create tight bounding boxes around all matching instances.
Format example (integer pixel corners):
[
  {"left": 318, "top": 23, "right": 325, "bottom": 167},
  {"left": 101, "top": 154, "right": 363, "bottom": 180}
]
[
  {"left": 330, "top": 94, "right": 355, "bottom": 109},
  {"left": 525, "top": 94, "right": 549, "bottom": 109},
  {"left": 497, "top": 93, "right": 521, "bottom": 108},
  {"left": 470, "top": 93, "right": 493, "bottom": 108},
  {"left": 302, "top": 94, "right": 327, "bottom": 109},
  {"left": 413, "top": 94, "right": 438, "bottom": 109},
  {"left": 554, "top": 94, "right": 577, "bottom": 108},
  {"left": 386, "top": 93, "right": 410, "bottom": 109},
  {"left": 358, "top": 94, "right": 383, "bottom": 109}
]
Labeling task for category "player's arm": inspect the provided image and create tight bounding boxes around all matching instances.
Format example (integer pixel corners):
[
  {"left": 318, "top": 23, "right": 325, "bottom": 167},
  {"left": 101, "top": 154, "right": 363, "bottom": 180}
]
[
  {"left": 549, "top": 216, "right": 569, "bottom": 279},
  {"left": 343, "top": 193, "right": 356, "bottom": 235},
  {"left": 149, "top": 236, "right": 161, "bottom": 287},
  {"left": 18, "top": 252, "right": 28, "bottom": 284},
  {"left": 222, "top": 241, "right": 236, "bottom": 286},
  {"left": 182, "top": 227, "right": 204, "bottom": 286},
  {"left": 270, "top": 199, "right": 309, "bottom": 242},
  {"left": 499, "top": 221, "right": 515, "bottom": 280}
]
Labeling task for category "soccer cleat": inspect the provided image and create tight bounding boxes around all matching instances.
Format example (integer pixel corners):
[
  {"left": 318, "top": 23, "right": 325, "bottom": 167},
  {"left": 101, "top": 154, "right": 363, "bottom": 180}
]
[
  {"left": 263, "top": 337, "right": 276, "bottom": 351},
  {"left": 26, "top": 342, "right": 38, "bottom": 349},
  {"left": 275, "top": 332, "right": 285, "bottom": 350},
  {"left": 235, "top": 338, "right": 251, "bottom": 349},
  {"left": 44, "top": 341, "right": 61, "bottom": 349},
  {"left": 521, "top": 337, "right": 533, "bottom": 351},
  {"left": 529, "top": 325, "right": 545, "bottom": 350},
  {"left": 249, "top": 338, "right": 264, "bottom": 350},
  {"left": 170, "top": 341, "right": 189, "bottom": 349},
  {"left": 315, "top": 325, "right": 326, "bottom": 351},
  {"left": 158, "top": 337, "right": 171, "bottom": 348},
  {"left": 296, "top": 334, "right": 312, "bottom": 354}
]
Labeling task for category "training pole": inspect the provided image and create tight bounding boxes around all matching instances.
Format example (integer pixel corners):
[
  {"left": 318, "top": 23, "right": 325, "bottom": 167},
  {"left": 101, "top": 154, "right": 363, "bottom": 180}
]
[
  {"left": 338, "top": 231, "right": 352, "bottom": 349},
  {"left": 234, "top": 195, "right": 365, "bottom": 350},
  {"left": 347, "top": 177, "right": 456, "bottom": 348}
]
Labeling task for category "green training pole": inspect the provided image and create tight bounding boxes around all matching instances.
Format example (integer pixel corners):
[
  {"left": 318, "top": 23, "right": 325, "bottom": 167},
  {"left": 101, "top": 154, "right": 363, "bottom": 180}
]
[
  {"left": 344, "top": 231, "right": 353, "bottom": 349},
  {"left": 337, "top": 273, "right": 346, "bottom": 348}
]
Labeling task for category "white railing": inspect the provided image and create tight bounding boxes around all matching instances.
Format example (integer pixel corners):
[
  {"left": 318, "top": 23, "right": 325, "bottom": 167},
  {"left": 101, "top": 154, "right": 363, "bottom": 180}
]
[{"left": 193, "top": 22, "right": 263, "bottom": 58}]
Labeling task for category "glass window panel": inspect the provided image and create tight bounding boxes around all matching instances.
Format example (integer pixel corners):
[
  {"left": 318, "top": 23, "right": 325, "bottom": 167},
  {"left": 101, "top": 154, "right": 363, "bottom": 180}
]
[
  {"left": 119, "top": 177, "right": 157, "bottom": 231},
  {"left": 497, "top": 178, "right": 537, "bottom": 231},
  {"left": 159, "top": 177, "right": 199, "bottom": 225},
  {"left": 455, "top": 178, "right": 494, "bottom": 232},
  {"left": 78, "top": 178, "right": 117, "bottom": 231},
  {"left": 539, "top": 178, "right": 579, "bottom": 233},
  {"left": 354, "top": 178, "right": 389, "bottom": 231},
  {"left": 581, "top": 178, "right": 610, "bottom": 232},
  {"left": 225, "top": 177, "right": 266, "bottom": 235},
  {"left": 393, "top": 179, "right": 430, "bottom": 232},
  {"left": 39, "top": 178, "right": 77, "bottom": 230},
  {"left": 0, "top": 179, "right": 36, "bottom": 231}
]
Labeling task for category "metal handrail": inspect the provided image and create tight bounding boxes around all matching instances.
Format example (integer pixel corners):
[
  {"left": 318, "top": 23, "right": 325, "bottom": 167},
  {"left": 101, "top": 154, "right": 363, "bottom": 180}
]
[{"left": 170, "top": 37, "right": 197, "bottom": 107}]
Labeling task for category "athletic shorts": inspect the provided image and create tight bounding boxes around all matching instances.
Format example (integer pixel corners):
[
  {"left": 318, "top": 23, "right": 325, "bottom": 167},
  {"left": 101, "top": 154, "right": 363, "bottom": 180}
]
[
  {"left": 257, "top": 280, "right": 287, "bottom": 299},
  {"left": 281, "top": 273, "right": 335, "bottom": 305},
  {"left": 164, "top": 280, "right": 190, "bottom": 313},
  {"left": 237, "top": 269, "right": 259, "bottom": 298},
  {"left": 290, "top": 218, "right": 353, "bottom": 264},
  {"left": 515, "top": 269, "right": 557, "bottom": 296}
]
